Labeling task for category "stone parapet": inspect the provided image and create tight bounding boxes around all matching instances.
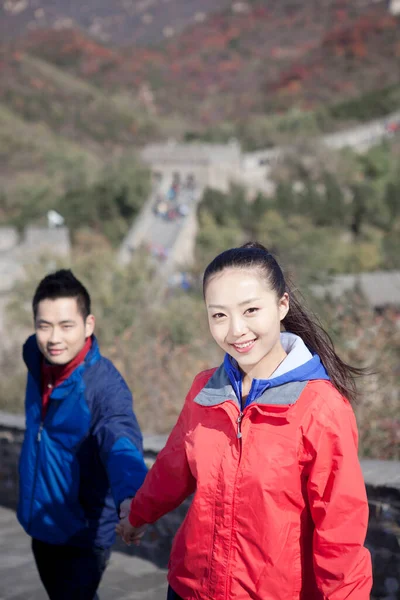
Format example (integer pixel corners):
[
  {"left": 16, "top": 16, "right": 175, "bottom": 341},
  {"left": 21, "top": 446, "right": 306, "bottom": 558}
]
[{"left": 0, "top": 411, "right": 398, "bottom": 598}]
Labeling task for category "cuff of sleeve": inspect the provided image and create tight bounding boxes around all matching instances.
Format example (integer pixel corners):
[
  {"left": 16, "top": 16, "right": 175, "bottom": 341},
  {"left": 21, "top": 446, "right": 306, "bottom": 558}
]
[{"left": 129, "top": 507, "right": 147, "bottom": 528}]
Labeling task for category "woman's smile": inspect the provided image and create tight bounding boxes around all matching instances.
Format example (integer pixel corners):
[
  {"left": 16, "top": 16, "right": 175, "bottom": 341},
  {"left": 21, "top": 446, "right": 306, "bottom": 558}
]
[{"left": 230, "top": 339, "right": 257, "bottom": 353}]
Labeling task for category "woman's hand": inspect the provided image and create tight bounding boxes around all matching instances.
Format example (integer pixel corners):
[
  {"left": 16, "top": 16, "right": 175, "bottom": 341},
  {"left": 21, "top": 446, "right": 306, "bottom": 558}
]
[
  {"left": 116, "top": 517, "right": 147, "bottom": 546},
  {"left": 119, "top": 497, "right": 133, "bottom": 519}
]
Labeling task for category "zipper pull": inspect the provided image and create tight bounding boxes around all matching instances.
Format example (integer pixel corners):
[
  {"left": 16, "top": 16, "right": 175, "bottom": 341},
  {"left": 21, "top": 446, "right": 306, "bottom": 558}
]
[
  {"left": 237, "top": 412, "right": 243, "bottom": 439},
  {"left": 37, "top": 422, "right": 44, "bottom": 442}
]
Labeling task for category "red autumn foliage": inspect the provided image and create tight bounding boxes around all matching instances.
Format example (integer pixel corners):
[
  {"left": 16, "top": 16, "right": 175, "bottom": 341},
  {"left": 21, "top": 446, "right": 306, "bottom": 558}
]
[{"left": 1, "top": 0, "right": 399, "bottom": 124}]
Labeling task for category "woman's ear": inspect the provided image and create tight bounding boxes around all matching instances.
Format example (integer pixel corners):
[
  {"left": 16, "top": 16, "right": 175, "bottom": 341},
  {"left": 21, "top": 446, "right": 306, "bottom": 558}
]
[{"left": 278, "top": 293, "right": 290, "bottom": 321}]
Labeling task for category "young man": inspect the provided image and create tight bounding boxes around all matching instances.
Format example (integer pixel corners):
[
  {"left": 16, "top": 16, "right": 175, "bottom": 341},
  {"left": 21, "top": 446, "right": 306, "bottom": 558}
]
[{"left": 18, "top": 269, "right": 148, "bottom": 600}]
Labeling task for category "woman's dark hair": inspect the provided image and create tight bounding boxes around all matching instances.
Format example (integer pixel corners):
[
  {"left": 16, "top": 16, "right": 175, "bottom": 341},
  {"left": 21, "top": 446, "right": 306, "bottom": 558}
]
[
  {"left": 203, "top": 242, "right": 365, "bottom": 404},
  {"left": 33, "top": 269, "right": 91, "bottom": 320}
]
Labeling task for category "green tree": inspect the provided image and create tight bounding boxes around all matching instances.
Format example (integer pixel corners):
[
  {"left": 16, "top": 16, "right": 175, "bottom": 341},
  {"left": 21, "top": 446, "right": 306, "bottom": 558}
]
[
  {"left": 58, "top": 157, "right": 150, "bottom": 245},
  {"left": 195, "top": 211, "right": 245, "bottom": 270}
]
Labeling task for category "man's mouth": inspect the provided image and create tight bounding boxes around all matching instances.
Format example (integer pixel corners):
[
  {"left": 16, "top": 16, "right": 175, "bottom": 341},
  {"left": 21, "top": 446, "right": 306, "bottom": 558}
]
[{"left": 48, "top": 348, "right": 65, "bottom": 356}]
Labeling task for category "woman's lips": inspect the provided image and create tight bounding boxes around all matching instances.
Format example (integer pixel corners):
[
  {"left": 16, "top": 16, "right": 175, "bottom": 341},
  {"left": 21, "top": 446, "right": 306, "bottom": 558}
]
[{"left": 231, "top": 339, "right": 256, "bottom": 353}]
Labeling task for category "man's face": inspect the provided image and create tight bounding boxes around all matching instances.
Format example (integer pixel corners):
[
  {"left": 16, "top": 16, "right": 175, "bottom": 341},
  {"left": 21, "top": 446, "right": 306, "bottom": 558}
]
[{"left": 35, "top": 297, "right": 95, "bottom": 365}]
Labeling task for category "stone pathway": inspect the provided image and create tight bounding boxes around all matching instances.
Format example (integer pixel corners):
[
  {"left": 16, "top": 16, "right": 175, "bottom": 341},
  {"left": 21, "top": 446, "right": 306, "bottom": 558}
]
[{"left": 0, "top": 507, "right": 167, "bottom": 600}]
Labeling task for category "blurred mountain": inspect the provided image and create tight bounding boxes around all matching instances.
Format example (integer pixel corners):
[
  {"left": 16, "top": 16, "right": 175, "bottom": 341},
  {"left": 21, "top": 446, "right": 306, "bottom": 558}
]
[
  {"left": 4, "top": 0, "right": 398, "bottom": 128},
  {"left": 0, "top": 45, "right": 158, "bottom": 148},
  {"left": 0, "top": 0, "right": 232, "bottom": 46},
  {"left": 0, "top": 40, "right": 161, "bottom": 223},
  {"left": 129, "top": 0, "right": 400, "bottom": 123}
]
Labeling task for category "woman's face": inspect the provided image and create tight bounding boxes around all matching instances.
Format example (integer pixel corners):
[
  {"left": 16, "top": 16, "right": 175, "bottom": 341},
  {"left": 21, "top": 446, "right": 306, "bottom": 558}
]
[{"left": 205, "top": 268, "right": 289, "bottom": 376}]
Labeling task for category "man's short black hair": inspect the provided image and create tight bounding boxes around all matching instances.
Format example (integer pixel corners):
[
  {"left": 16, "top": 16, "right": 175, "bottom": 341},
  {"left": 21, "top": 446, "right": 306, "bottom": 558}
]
[{"left": 32, "top": 269, "right": 91, "bottom": 320}]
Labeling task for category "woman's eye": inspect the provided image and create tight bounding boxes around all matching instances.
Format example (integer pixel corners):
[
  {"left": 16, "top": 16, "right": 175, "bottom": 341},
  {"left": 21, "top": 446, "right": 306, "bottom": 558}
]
[
  {"left": 212, "top": 313, "right": 225, "bottom": 319},
  {"left": 245, "top": 307, "right": 259, "bottom": 315}
]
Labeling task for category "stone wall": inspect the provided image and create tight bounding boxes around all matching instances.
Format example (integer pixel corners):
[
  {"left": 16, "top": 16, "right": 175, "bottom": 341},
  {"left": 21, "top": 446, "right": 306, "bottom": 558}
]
[
  {"left": 366, "top": 485, "right": 400, "bottom": 599},
  {"left": 389, "top": 0, "right": 400, "bottom": 16},
  {"left": 0, "top": 226, "right": 71, "bottom": 359},
  {"left": 0, "top": 412, "right": 25, "bottom": 510},
  {"left": 1, "top": 412, "right": 398, "bottom": 599},
  {"left": 0, "top": 226, "right": 71, "bottom": 295}
]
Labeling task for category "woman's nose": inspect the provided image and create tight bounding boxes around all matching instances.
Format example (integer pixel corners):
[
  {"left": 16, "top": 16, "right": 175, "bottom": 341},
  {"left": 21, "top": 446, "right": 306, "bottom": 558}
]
[{"left": 229, "top": 317, "right": 248, "bottom": 338}]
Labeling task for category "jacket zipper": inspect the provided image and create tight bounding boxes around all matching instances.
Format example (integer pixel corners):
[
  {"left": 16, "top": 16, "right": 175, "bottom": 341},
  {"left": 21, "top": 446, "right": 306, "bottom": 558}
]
[
  {"left": 224, "top": 409, "right": 244, "bottom": 599},
  {"left": 36, "top": 421, "right": 44, "bottom": 442},
  {"left": 28, "top": 420, "right": 44, "bottom": 532},
  {"left": 236, "top": 411, "right": 243, "bottom": 438}
]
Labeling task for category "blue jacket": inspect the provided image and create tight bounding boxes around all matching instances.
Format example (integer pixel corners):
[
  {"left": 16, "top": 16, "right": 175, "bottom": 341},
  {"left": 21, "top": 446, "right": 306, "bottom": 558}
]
[{"left": 17, "top": 334, "right": 148, "bottom": 549}]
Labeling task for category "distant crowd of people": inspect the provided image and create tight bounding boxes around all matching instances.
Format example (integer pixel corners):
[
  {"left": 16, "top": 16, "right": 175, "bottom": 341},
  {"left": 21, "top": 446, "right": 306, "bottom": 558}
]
[{"left": 153, "top": 172, "right": 196, "bottom": 221}]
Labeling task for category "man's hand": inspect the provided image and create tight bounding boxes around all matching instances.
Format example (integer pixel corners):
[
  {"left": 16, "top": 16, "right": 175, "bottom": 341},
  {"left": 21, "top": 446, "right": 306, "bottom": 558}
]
[{"left": 116, "top": 517, "right": 147, "bottom": 546}]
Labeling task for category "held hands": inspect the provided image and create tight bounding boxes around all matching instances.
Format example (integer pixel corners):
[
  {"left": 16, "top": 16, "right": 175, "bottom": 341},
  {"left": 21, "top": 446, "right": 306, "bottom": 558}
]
[
  {"left": 117, "top": 498, "right": 147, "bottom": 546},
  {"left": 116, "top": 517, "right": 146, "bottom": 546}
]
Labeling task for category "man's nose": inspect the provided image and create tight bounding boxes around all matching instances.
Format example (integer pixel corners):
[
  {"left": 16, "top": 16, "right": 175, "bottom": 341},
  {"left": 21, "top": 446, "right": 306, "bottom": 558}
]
[{"left": 48, "top": 328, "right": 61, "bottom": 343}]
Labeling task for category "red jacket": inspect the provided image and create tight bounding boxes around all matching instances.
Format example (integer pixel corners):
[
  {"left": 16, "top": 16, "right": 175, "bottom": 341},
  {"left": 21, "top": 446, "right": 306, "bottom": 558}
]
[{"left": 130, "top": 365, "right": 372, "bottom": 599}]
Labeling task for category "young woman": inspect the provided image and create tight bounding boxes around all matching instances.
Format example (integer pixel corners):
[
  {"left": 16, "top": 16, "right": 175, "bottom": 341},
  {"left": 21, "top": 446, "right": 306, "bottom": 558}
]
[{"left": 117, "top": 243, "right": 372, "bottom": 599}]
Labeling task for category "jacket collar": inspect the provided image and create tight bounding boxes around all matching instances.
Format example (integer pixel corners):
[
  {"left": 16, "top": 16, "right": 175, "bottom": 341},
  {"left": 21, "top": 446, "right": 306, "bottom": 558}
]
[
  {"left": 194, "top": 364, "right": 309, "bottom": 409},
  {"left": 23, "top": 334, "right": 101, "bottom": 385},
  {"left": 41, "top": 336, "right": 92, "bottom": 390},
  {"left": 196, "top": 333, "right": 329, "bottom": 409}
]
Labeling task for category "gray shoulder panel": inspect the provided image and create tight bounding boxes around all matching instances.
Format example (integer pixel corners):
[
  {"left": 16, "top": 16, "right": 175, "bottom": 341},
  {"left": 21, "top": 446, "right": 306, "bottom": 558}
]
[
  {"left": 193, "top": 364, "right": 238, "bottom": 407},
  {"left": 257, "top": 381, "right": 308, "bottom": 405},
  {"left": 193, "top": 367, "right": 309, "bottom": 408}
]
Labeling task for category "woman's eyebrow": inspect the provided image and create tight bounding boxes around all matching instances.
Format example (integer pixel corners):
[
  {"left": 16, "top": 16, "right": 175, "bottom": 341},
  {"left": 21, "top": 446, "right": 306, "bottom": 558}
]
[
  {"left": 239, "top": 297, "right": 262, "bottom": 306},
  {"left": 208, "top": 297, "right": 262, "bottom": 309}
]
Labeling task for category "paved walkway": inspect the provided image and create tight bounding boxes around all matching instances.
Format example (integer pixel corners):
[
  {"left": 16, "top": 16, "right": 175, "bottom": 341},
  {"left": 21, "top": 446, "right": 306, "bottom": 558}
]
[{"left": 0, "top": 507, "right": 168, "bottom": 600}]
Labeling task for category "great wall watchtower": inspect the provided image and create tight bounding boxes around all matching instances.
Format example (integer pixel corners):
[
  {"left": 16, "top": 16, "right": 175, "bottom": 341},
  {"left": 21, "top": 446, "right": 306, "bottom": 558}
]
[{"left": 389, "top": 0, "right": 400, "bottom": 15}]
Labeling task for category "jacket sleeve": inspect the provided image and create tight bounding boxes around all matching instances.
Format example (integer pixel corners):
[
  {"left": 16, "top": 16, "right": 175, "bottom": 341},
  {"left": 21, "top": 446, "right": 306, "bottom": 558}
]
[
  {"left": 92, "top": 375, "right": 148, "bottom": 511},
  {"left": 302, "top": 389, "right": 372, "bottom": 599},
  {"left": 129, "top": 381, "right": 197, "bottom": 528}
]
